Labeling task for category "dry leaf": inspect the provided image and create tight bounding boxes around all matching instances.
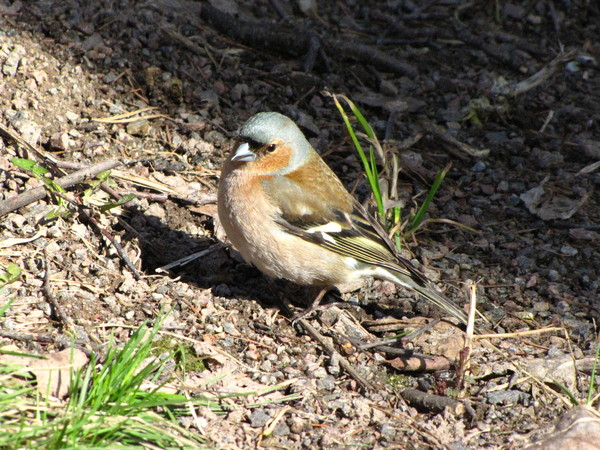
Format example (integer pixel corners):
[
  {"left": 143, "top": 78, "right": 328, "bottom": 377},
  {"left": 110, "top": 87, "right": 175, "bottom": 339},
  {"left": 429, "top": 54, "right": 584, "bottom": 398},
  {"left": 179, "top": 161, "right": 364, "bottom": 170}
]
[
  {"left": 520, "top": 177, "right": 589, "bottom": 220},
  {"left": 0, "top": 348, "right": 88, "bottom": 398}
]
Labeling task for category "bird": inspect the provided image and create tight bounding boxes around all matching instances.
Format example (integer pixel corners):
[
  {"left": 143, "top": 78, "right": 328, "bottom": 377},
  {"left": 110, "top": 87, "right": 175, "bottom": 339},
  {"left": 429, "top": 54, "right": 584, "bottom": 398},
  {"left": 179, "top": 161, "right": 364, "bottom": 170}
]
[{"left": 217, "top": 111, "right": 468, "bottom": 325}]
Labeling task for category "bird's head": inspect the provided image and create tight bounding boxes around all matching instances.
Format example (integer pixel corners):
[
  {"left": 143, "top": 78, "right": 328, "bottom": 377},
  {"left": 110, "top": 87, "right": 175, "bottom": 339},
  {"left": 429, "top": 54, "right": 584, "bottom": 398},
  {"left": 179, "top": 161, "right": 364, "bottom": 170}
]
[{"left": 230, "top": 112, "right": 314, "bottom": 176}]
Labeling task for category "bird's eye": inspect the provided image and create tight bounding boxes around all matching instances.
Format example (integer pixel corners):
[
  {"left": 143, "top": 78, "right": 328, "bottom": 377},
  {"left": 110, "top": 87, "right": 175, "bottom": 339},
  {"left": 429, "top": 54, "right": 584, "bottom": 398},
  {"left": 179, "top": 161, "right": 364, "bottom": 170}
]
[{"left": 266, "top": 143, "right": 277, "bottom": 152}]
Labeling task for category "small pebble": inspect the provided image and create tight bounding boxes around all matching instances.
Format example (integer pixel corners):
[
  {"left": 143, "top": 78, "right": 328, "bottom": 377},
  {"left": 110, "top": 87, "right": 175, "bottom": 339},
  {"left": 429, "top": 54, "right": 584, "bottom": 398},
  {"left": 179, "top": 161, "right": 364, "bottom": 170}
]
[
  {"left": 485, "top": 390, "right": 522, "bottom": 405},
  {"left": 273, "top": 422, "right": 291, "bottom": 436},
  {"left": 560, "top": 244, "right": 578, "bottom": 256},
  {"left": 316, "top": 376, "right": 336, "bottom": 391},
  {"left": 249, "top": 409, "right": 271, "bottom": 428},
  {"left": 471, "top": 161, "right": 486, "bottom": 172},
  {"left": 547, "top": 269, "right": 560, "bottom": 281}
]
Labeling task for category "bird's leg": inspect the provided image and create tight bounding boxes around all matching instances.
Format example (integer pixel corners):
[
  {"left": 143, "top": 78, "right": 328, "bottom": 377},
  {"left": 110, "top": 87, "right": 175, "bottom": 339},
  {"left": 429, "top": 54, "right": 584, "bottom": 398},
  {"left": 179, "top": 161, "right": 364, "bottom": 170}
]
[{"left": 291, "top": 286, "right": 330, "bottom": 323}]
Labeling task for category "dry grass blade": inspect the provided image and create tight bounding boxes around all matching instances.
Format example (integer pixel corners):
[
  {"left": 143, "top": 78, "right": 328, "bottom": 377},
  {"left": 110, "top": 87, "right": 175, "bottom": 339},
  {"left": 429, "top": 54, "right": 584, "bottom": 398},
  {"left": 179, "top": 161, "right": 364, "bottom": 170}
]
[
  {"left": 110, "top": 170, "right": 178, "bottom": 195},
  {"left": 473, "top": 327, "right": 565, "bottom": 340},
  {"left": 92, "top": 106, "right": 170, "bottom": 123}
]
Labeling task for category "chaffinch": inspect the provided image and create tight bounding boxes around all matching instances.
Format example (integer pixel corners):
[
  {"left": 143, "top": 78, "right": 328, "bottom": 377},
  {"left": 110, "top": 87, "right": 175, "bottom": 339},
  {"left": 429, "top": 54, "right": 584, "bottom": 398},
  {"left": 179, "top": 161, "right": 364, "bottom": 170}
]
[{"left": 217, "top": 112, "right": 468, "bottom": 324}]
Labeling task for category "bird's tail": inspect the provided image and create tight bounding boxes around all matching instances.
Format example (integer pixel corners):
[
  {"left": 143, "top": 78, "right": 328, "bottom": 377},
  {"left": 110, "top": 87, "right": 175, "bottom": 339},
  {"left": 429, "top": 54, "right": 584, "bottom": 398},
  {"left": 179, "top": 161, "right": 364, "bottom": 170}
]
[
  {"left": 381, "top": 267, "right": 468, "bottom": 325},
  {"left": 360, "top": 261, "right": 468, "bottom": 325},
  {"left": 412, "top": 284, "right": 468, "bottom": 325}
]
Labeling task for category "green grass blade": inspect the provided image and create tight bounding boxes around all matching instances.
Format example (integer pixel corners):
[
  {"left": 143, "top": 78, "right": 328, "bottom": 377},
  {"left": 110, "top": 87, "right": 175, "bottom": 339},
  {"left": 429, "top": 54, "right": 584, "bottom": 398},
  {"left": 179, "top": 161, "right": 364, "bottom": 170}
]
[
  {"left": 553, "top": 379, "right": 579, "bottom": 406},
  {"left": 331, "top": 93, "right": 385, "bottom": 217},
  {"left": 0, "top": 297, "right": 16, "bottom": 316},
  {"left": 331, "top": 95, "right": 375, "bottom": 181},
  {"left": 409, "top": 163, "right": 451, "bottom": 232},
  {"left": 587, "top": 340, "right": 600, "bottom": 404},
  {"left": 343, "top": 96, "right": 377, "bottom": 141}
]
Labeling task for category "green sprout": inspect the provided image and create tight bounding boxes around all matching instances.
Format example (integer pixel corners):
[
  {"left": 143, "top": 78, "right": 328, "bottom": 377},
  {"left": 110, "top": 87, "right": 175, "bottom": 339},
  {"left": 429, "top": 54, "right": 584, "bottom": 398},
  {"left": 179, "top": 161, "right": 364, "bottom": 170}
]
[{"left": 330, "top": 93, "right": 449, "bottom": 248}]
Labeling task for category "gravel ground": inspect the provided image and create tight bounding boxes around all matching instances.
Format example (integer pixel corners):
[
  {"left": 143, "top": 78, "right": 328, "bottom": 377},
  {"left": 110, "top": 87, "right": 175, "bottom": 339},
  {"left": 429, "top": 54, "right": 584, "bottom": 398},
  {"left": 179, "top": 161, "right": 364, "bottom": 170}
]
[{"left": 1, "top": 1, "right": 599, "bottom": 448}]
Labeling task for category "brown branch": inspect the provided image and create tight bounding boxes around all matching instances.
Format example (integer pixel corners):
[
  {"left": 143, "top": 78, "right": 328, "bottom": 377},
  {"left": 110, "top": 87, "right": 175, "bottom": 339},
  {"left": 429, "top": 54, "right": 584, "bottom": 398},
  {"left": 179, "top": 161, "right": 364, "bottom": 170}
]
[
  {"left": 490, "top": 49, "right": 578, "bottom": 97},
  {"left": 43, "top": 249, "right": 74, "bottom": 328},
  {"left": 0, "top": 159, "right": 121, "bottom": 217},
  {"left": 280, "top": 298, "right": 377, "bottom": 391},
  {"left": 388, "top": 354, "right": 452, "bottom": 372},
  {"left": 419, "top": 120, "right": 490, "bottom": 160},
  {"left": 198, "top": 3, "right": 417, "bottom": 77},
  {"left": 0, "top": 121, "right": 65, "bottom": 176},
  {"left": 297, "top": 317, "right": 378, "bottom": 391},
  {"left": 53, "top": 191, "right": 142, "bottom": 281},
  {"left": 0, "top": 329, "right": 102, "bottom": 357},
  {"left": 401, "top": 387, "right": 465, "bottom": 415}
]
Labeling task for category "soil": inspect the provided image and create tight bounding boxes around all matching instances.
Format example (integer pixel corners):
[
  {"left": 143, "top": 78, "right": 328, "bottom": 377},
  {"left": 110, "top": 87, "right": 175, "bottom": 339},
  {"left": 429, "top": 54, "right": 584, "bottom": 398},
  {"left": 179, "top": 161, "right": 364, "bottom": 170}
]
[{"left": 1, "top": 0, "right": 599, "bottom": 448}]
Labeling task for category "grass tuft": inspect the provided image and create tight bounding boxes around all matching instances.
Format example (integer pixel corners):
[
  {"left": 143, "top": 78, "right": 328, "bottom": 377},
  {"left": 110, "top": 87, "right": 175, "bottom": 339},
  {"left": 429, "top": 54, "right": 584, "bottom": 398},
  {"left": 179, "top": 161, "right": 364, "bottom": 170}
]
[
  {"left": 0, "top": 312, "right": 205, "bottom": 448},
  {"left": 328, "top": 92, "right": 450, "bottom": 247},
  {"left": 0, "top": 304, "right": 303, "bottom": 448}
]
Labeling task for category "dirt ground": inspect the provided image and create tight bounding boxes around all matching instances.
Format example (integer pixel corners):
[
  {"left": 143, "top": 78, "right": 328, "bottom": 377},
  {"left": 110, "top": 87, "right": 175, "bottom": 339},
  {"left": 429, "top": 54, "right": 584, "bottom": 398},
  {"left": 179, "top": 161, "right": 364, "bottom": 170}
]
[{"left": 1, "top": 0, "right": 599, "bottom": 448}]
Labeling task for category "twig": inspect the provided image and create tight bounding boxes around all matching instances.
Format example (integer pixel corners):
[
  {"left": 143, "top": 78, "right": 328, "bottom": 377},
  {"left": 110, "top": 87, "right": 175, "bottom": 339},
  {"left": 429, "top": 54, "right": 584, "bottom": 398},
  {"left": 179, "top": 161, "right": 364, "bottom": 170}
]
[
  {"left": 160, "top": 26, "right": 210, "bottom": 57},
  {"left": 281, "top": 299, "right": 377, "bottom": 390},
  {"left": 114, "top": 189, "right": 168, "bottom": 202},
  {"left": 54, "top": 160, "right": 89, "bottom": 170},
  {"left": 388, "top": 355, "right": 452, "bottom": 372},
  {"left": 357, "top": 319, "right": 440, "bottom": 351},
  {"left": 91, "top": 106, "right": 168, "bottom": 123},
  {"left": 473, "top": 326, "right": 564, "bottom": 340},
  {"left": 0, "top": 121, "right": 64, "bottom": 176},
  {"left": 53, "top": 191, "right": 142, "bottom": 280},
  {"left": 198, "top": 3, "right": 418, "bottom": 77},
  {"left": 491, "top": 49, "right": 577, "bottom": 96},
  {"left": 0, "top": 329, "right": 102, "bottom": 356},
  {"left": 155, "top": 243, "right": 228, "bottom": 272},
  {"left": 455, "top": 281, "right": 478, "bottom": 390},
  {"left": 0, "top": 159, "right": 121, "bottom": 217},
  {"left": 401, "top": 387, "right": 465, "bottom": 414},
  {"left": 299, "top": 317, "right": 378, "bottom": 390},
  {"left": 405, "top": 318, "right": 443, "bottom": 340},
  {"left": 419, "top": 120, "right": 490, "bottom": 159},
  {"left": 43, "top": 249, "right": 74, "bottom": 328},
  {"left": 0, "top": 329, "right": 66, "bottom": 345},
  {"left": 49, "top": 159, "right": 177, "bottom": 203}
]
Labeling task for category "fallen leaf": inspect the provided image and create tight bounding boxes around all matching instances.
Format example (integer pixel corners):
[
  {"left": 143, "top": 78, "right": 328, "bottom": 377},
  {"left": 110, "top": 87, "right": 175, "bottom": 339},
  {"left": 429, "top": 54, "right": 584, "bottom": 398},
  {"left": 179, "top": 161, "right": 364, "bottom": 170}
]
[
  {"left": 0, "top": 348, "right": 88, "bottom": 398},
  {"left": 520, "top": 177, "right": 589, "bottom": 220}
]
